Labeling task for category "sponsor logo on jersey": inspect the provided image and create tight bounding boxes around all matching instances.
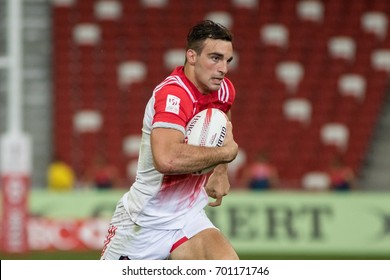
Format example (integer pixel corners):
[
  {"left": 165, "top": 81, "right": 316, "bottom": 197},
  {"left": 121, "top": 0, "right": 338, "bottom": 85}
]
[{"left": 165, "top": 94, "right": 181, "bottom": 114}]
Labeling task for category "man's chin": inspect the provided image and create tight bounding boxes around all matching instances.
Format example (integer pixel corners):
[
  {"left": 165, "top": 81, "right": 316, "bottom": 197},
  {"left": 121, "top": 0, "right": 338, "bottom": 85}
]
[{"left": 209, "top": 84, "right": 221, "bottom": 91}]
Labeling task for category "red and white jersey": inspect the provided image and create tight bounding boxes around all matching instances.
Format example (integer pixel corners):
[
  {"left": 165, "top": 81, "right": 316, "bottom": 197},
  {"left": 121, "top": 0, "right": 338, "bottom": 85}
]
[{"left": 123, "top": 66, "right": 235, "bottom": 229}]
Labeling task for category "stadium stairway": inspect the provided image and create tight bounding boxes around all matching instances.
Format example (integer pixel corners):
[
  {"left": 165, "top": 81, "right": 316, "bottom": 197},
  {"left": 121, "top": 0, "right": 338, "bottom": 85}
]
[
  {"left": 0, "top": 1, "right": 5, "bottom": 133},
  {"left": 0, "top": 1, "right": 52, "bottom": 187},
  {"left": 359, "top": 87, "right": 390, "bottom": 191}
]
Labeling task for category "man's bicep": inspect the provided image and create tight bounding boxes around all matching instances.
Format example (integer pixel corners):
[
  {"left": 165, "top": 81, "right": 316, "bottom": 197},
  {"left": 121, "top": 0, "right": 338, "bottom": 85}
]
[
  {"left": 151, "top": 128, "right": 185, "bottom": 169},
  {"left": 151, "top": 127, "right": 184, "bottom": 146}
]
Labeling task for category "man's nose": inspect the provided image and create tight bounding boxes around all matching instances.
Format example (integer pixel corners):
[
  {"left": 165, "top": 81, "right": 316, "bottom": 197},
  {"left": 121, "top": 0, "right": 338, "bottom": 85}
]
[{"left": 219, "top": 61, "right": 228, "bottom": 75}]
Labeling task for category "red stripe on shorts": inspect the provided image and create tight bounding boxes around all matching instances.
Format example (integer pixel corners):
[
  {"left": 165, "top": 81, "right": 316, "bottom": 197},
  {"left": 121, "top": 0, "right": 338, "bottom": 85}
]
[{"left": 170, "top": 236, "right": 189, "bottom": 253}]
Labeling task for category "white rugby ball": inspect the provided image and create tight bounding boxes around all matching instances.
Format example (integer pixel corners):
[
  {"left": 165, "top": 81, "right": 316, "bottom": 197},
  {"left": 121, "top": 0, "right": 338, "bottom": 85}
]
[{"left": 185, "top": 108, "right": 228, "bottom": 175}]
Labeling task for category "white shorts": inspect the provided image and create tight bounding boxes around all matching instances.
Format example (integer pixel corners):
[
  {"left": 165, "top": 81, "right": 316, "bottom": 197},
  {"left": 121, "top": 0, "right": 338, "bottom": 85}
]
[{"left": 100, "top": 198, "right": 216, "bottom": 260}]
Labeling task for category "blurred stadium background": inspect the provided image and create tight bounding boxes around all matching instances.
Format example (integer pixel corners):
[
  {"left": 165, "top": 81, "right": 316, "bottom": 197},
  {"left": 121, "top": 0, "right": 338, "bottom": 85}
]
[{"left": 1, "top": 0, "right": 390, "bottom": 259}]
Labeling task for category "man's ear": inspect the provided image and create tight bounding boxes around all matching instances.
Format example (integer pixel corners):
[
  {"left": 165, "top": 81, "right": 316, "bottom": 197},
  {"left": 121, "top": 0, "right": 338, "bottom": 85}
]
[{"left": 186, "top": 49, "right": 197, "bottom": 65}]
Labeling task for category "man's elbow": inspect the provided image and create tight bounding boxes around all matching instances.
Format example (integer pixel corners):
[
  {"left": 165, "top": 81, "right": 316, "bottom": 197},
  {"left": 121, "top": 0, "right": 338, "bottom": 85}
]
[{"left": 153, "top": 157, "right": 176, "bottom": 174}]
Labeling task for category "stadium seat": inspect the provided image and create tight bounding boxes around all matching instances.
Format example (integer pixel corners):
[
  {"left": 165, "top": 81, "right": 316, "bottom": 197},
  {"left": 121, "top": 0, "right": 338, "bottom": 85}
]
[
  {"left": 283, "top": 98, "right": 312, "bottom": 124},
  {"left": 164, "top": 48, "right": 186, "bottom": 70},
  {"left": 117, "top": 61, "right": 147, "bottom": 87},
  {"left": 204, "top": 11, "right": 233, "bottom": 29},
  {"left": 231, "top": 0, "right": 258, "bottom": 9},
  {"left": 338, "top": 74, "right": 366, "bottom": 102},
  {"left": 371, "top": 49, "right": 390, "bottom": 73},
  {"left": 296, "top": 0, "right": 324, "bottom": 23},
  {"left": 140, "top": 0, "right": 168, "bottom": 8},
  {"left": 320, "top": 123, "right": 349, "bottom": 152},
  {"left": 73, "top": 110, "right": 103, "bottom": 133},
  {"left": 301, "top": 171, "right": 330, "bottom": 191},
  {"left": 94, "top": 0, "right": 122, "bottom": 20},
  {"left": 328, "top": 36, "right": 356, "bottom": 61},
  {"left": 260, "top": 23, "right": 289, "bottom": 48},
  {"left": 275, "top": 61, "right": 304, "bottom": 94},
  {"left": 122, "top": 134, "right": 142, "bottom": 157},
  {"left": 73, "top": 23, "right": 101, "bottom": 45},
  {"left": 361, "top": 11, "right": 388, "bottom": 41}
]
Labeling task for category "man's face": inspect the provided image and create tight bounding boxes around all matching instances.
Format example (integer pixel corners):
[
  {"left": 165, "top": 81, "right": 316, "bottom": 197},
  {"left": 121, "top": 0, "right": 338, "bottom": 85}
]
[{"left": 192, "top": 38, "right": 233, "bottom": 93}]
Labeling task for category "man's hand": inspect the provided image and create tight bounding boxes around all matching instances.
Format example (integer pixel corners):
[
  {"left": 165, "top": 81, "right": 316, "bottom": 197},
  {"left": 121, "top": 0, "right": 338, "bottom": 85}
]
[
  {"left": 205, "top": 164, "right": 230, "bottom": 207},
  {"left": 222, "top": 121, "right": 238, "bottom": 163}
]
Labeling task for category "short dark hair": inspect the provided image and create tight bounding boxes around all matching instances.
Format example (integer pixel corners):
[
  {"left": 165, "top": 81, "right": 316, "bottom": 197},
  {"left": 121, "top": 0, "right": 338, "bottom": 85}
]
[{"left": 186, "top": 20, "right": 233, "bottom": 55}]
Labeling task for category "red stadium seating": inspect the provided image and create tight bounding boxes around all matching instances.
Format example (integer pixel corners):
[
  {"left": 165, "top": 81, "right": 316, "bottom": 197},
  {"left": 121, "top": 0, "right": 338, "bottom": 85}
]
[{"left": 51, "top": 0, "right": 390, "bottom": 189}]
